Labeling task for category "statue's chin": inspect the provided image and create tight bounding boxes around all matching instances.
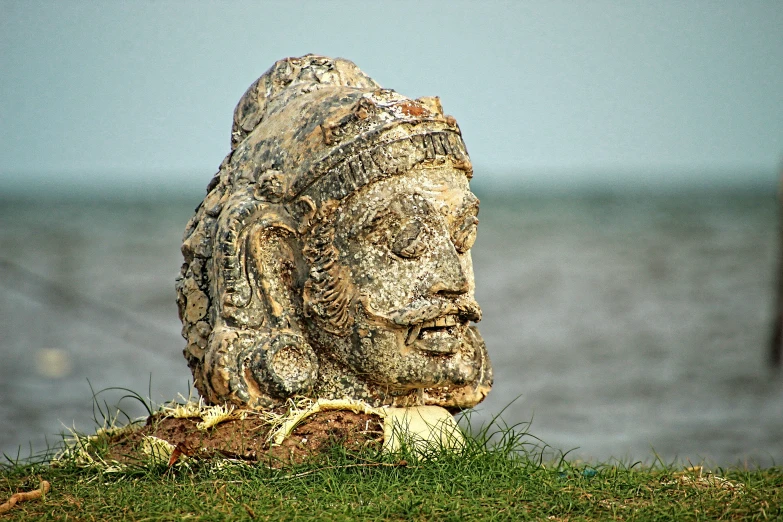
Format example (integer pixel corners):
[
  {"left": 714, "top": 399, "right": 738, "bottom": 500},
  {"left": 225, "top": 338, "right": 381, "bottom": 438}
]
[{"left": 365, "top": 325, "right": 481, "bottom": 390}]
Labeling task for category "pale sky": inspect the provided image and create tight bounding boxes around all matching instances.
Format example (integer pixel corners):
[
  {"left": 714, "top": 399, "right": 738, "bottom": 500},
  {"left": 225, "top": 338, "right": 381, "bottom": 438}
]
[{"left": 1, "top": 1, "right": 782, "bottom": 193}]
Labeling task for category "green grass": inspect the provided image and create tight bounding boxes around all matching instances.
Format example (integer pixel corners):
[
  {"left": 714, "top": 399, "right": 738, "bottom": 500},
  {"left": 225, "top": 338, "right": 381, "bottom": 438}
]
[
  {"left": 2, "top": 423, "right": 782, "bottom": 521},
  {"left": 2, "top": 388, "right": 781, "bottom": 521}
]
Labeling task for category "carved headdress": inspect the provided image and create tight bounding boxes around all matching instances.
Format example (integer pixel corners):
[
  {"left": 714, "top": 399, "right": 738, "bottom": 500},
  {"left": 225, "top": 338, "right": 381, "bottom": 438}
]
[{"left": 176, "top": 55, "right": 481, "bottom": 409}]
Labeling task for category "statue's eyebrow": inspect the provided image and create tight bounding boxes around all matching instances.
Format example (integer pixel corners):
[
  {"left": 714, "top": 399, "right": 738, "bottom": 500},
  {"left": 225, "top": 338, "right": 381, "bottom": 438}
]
[{"left": 349, "top": 202, "right": 394, "bottom": 237}]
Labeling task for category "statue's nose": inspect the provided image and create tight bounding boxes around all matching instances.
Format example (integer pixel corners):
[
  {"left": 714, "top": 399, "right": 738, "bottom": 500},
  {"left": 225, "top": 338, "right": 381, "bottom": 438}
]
[{"left": 428, "top": 242, "right": 469, "bottom": 295}]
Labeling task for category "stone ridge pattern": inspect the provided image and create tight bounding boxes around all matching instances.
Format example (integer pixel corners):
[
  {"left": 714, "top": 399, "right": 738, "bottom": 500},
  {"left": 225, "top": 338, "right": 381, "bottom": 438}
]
[{"left": 176, "top": 55, "right": 492, "bottom": 412}]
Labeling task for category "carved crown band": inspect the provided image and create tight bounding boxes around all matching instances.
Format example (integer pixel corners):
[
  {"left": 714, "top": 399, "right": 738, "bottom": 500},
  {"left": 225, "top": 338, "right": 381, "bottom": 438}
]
[{"left": 296, "top": 129, "right": 472, "bottom": 209}]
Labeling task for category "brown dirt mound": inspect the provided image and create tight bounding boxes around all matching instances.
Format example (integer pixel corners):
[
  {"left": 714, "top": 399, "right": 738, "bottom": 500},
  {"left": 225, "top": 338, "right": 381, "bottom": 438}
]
[{"left": 100, "top": 410, "right": 384, "bottom": 468}]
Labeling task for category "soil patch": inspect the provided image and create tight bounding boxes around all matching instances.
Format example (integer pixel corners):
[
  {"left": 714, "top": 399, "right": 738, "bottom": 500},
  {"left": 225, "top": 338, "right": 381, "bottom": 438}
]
[{"left": 99, "top": 410, "right": 384, "bottom": 468}]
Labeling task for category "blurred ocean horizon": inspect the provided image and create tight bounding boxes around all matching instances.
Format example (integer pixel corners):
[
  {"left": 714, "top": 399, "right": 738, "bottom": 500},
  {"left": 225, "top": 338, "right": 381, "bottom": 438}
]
[{"left": 1, "top": 174, "right": 782, "bottom": 467}]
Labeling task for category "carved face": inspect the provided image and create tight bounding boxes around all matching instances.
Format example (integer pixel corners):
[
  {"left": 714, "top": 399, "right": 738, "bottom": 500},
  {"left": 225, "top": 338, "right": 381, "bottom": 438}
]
[
  {"left": 177, "top": 55, "right": 493, "bottom": 410},
  {"left": 305, "top": 164, "right": 484, "bottom": 391}
]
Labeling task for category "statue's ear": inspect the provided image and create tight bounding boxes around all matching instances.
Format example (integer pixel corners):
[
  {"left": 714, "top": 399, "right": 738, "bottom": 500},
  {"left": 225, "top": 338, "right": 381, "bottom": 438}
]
[{"left": 204, "top": 187, "right": 319, "bottom": 408}]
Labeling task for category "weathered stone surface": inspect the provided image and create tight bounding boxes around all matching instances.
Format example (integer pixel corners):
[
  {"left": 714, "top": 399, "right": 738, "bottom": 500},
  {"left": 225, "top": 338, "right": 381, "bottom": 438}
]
[{"left": 176, "top": 54, "right": 492, "bottom": 412}]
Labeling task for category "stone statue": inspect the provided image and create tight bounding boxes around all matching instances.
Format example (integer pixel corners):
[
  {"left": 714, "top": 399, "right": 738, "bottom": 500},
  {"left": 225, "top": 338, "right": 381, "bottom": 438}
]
[{"left": 176, "top": 55, "right": 492, "bottom": 414}]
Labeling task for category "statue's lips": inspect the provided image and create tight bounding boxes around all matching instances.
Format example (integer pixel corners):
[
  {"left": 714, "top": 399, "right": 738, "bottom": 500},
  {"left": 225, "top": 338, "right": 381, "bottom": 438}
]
[
  {"left": 361, "top": 296, "right": 481, "bottom": 353},
  {"left": 405, "top": 314, "right": 466, "bottom": 353}
]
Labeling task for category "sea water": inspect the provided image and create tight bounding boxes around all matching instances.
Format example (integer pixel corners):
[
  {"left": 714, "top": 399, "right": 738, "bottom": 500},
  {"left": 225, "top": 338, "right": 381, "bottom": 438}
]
[{"left": 1, "top": 186, "right": 781, "bottom": 466}]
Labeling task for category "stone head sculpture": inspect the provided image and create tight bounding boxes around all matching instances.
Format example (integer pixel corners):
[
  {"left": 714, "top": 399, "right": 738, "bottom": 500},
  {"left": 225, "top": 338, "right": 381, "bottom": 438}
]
[{"left": 176, "top": 55, "right": 492, "bottom": 412}]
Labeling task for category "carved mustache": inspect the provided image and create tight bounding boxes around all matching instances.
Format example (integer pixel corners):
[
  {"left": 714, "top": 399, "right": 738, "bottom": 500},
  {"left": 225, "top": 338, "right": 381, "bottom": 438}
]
[{"left": 387, "top": 298, "right": 482, "bottom": 326}]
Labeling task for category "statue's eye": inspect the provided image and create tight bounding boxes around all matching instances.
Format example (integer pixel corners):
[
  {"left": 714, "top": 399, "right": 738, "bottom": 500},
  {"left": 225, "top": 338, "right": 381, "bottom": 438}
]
[
  {"left": 360, "top": 208, "right": 393, "bottom": 244},
  {"left": 391, "top": 221, "right": 427, "bottom": 259},
  {"left": 453, "top": 215, "right": 478, "bottom": 253}
]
